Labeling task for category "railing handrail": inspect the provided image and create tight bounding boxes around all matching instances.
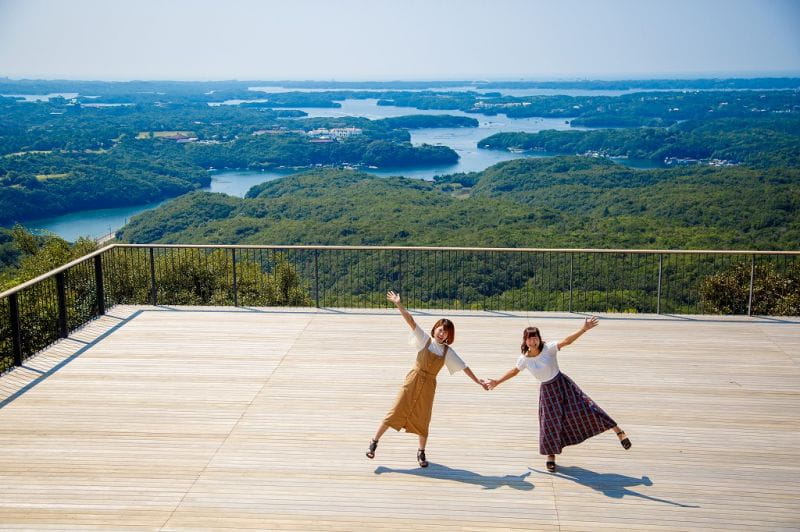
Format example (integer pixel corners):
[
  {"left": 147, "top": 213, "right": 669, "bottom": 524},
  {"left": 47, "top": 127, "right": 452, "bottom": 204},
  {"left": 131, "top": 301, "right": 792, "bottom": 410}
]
[
  {"left": 2, "top": 243, "right": 797, "bottom": 300},
  {"left": 112, "top": 243, "right": 800, "bottom": 255},
  {"left": 0, "top": 244, "right": 115, "bottom": 299}
]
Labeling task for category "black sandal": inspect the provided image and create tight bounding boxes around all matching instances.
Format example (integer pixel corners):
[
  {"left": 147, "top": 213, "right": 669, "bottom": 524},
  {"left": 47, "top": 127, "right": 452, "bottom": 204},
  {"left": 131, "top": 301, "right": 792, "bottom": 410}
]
[
  {"left": 546, "top": 460, "right": 556, "bottom": 472},
  {"left": 617, "top": 430, "right": 632, "bottom": 450},
  {"left": 366, "top": 439, "right": 378, "bottom": 459},
  {"left": 417, "top": 448, "right": 429, "bottom": 468}
]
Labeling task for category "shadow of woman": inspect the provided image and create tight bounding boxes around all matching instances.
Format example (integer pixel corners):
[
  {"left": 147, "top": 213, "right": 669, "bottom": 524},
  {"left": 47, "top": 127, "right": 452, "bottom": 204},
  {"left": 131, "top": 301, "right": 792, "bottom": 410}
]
[
  {"left": 530, "top": 465, "right": 699, "bottom": 508},
  {"left": 375, "top": 463, "right": 534, "bottom": 491}
]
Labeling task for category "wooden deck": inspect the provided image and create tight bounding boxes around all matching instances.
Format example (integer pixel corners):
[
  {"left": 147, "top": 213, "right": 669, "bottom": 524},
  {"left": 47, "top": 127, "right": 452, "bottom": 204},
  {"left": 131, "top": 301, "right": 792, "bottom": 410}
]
[{"left": 0, "top": 305, "right": 799, "bottom": 530}]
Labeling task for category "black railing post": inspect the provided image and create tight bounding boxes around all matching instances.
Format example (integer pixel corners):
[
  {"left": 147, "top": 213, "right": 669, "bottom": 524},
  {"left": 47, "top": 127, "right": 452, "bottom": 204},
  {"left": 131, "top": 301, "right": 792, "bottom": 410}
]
[
  {"left": 149, "top": 248, "right": 157, "bottom": 305},
  {"left": 314, "top": 249, "right": 320, "bottom": 308},
  {"left": 656, "top": 254, "right": 663, "bottom": 315},
  {"left": 9, "top": 293, "right": 23, "bottom": 366},
  {"left": 231, "top": 248, "right": 239, "bottom": 307},
  {"left": 398, "top": 249, "right": 403, "bottom": 300},
  {"left": 483, "top": 251, "right": 487, "bottom": 311},
  {"left": 94, "top": 255, "right": 105, "bottom": 316},
  {"left": 56, "top": 272, "right": 68, "bottom": 338},
  {"left": 747, "top": 254, "right": 755, "bottom": 316},
  {"left": 569, "top": 253, "right": 574, "bottom": 313}
]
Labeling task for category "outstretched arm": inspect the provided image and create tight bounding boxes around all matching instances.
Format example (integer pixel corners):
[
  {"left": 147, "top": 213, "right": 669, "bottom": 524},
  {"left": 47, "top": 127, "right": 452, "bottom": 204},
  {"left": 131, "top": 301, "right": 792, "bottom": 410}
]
[
  {"left": 463, "top": 367, "right": 489, "bottom": 390},
  {"left": 487, "top": 367, "right": 520, "bottom": 390},
  {"left": 387, "top": 290, "right": 416, "bottom": 331},
  {"left": 557, "top": 316, "right": 599, "bottom": 350}
]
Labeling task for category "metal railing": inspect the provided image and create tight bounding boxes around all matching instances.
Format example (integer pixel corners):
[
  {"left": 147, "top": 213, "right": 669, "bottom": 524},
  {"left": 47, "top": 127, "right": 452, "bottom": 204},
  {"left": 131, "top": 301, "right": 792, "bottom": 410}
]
[{"left": 1, "top": 244, "right": 798, "bottom": 374}]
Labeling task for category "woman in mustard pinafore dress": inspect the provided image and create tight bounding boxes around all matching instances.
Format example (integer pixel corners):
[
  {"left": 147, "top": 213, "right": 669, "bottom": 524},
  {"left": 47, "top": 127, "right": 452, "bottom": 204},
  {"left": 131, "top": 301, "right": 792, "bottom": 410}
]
[{"left": 366, "top": 291, "right": 488, "bottom": 467}]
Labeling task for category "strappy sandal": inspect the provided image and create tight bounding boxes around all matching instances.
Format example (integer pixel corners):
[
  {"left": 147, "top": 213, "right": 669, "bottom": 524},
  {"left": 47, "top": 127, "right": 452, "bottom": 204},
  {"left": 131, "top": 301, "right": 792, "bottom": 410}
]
[
  {"left": 546, "top": 460, "right": 556, "bottom": 472},
  {"left": 366, "top": 439, "right": 378, "bottom": 459},
  {"left": 417, "top": 448, "right": 429, "bottom": 468},
  {"left": 616, "top": 430, "right": 632, "bottom": 450}
]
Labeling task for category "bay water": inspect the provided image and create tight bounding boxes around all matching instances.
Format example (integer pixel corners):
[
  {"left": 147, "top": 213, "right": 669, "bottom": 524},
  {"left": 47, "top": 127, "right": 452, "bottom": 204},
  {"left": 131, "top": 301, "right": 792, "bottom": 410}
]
[{"left": 22, "top": 98, "right": 660, "bottom": 240}]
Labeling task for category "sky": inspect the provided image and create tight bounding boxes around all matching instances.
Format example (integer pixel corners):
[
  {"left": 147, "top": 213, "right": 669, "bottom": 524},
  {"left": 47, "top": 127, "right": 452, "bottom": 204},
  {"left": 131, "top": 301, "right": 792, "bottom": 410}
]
[{"left": 0, "top": 0, "right": 798, "bottom": 81}]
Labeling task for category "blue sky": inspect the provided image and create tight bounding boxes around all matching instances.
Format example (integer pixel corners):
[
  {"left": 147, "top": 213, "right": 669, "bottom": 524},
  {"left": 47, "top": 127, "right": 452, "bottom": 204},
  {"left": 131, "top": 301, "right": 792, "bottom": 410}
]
[{"left": 0, "top": 0, "right": 798, "bottom": 80}]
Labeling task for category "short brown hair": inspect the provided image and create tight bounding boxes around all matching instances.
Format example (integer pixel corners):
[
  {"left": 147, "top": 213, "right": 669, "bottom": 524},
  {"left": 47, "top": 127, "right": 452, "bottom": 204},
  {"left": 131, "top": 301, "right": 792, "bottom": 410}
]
[
  {"left": 521, "top": 326, "right": 545, "bottom": 354},
  {"left": 431, "top": 319, "right": 455, "bottom": 345}
]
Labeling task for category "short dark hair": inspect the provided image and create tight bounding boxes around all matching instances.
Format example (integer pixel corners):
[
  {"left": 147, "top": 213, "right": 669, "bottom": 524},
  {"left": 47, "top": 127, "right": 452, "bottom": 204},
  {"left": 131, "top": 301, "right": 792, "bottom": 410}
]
[
  {"left": 521, "top": 326, "right": 545, "bottom": 355},
  {"left": 431, "top": 318, "right": 455, "bottom": 344}
]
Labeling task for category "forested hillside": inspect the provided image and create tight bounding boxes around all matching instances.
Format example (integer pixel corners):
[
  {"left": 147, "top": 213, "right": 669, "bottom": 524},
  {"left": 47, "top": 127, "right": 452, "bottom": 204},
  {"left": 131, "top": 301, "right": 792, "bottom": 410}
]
[
  {"left": 0, "top": 95, "right": 468, "bottom": 223},
  {"left": 117, "top": 157, "right": 800, "bottom": 250},
  {"left": 479, "top": 117, "right": 800, "bottom": 167}
]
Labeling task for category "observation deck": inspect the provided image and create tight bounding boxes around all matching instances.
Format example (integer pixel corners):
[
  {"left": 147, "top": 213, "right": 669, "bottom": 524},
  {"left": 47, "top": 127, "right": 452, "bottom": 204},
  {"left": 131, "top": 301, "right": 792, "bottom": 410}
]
[{"left": 1, "top": 304, "right": 798, "bottom": 530}]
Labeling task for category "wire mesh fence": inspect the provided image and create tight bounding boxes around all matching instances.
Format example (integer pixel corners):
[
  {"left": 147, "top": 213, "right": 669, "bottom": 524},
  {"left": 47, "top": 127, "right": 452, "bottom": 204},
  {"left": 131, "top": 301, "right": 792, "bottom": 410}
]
[{"left": 1, "top": 244, "right": 798, "bottom": 374}]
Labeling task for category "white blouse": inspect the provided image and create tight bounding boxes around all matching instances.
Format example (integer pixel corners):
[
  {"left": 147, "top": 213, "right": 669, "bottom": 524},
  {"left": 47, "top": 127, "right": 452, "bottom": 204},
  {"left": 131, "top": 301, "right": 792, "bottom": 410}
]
[
  {"left": 516, "top": 340, "right": 561, "bottom": 382},
  {"left": 410, "top": 325, "right": 468, "bottom": 375}
]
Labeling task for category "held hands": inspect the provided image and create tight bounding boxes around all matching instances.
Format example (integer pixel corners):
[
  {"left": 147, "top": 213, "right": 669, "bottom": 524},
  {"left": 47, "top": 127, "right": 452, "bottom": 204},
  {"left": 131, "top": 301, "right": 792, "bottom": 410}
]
[{"left": 478, "top": 378, "right": 498, "bottom": 391}]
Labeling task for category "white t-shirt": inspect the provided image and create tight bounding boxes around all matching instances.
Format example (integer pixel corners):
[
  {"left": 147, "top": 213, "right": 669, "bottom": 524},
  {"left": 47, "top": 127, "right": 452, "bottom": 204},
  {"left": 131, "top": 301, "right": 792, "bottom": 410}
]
[
  {"left": 410, "top": 325, "right": 468, "bottom": 375},
  {"left": 516, "top": 340, "right": 561, "bottom": 382}
]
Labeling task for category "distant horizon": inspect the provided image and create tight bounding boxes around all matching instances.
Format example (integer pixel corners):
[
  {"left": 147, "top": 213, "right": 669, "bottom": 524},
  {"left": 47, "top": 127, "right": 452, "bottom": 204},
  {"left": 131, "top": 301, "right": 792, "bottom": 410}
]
[{"left": 2, "top": 72, "right": 800, "bottom": 84}]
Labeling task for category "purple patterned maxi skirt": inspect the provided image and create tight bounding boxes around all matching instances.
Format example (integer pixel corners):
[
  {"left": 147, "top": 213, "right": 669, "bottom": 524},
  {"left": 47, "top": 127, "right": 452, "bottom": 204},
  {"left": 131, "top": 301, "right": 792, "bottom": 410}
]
[{"left": 538, "top": 372, "right": 617, "bottom": 455}]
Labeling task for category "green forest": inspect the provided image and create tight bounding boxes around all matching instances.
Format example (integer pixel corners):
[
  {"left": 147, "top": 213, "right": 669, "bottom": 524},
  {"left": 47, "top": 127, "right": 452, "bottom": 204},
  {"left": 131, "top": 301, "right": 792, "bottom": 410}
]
[
  {"left": 0, "top": 94, "right": 474, "bottom": 223},
  {"left": 3, "top": 82, "right": 798, "bottom": 224},
  {"left": 107, "top": 159, "right": 799, "bottom": 315},
  {"left": 479, "top": 116, "right": 800, "bottom": 167},
  {"left": 378, "top": 89, "right": 800, "bottom": 124},
  {"left": 117, "top": 158, "right": 799, "bottom": 250}
]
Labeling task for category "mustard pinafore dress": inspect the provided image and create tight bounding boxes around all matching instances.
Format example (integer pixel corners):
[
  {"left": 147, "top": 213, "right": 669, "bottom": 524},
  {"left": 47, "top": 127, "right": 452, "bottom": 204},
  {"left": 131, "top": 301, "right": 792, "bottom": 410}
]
[{"left": 383, "top": 338, "right": 447, "bottom": 438}]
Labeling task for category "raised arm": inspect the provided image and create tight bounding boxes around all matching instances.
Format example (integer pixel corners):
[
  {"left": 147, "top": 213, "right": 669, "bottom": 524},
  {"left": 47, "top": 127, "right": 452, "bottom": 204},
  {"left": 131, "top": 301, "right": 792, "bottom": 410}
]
[
  {"left": 557, "top": 316, "right": 599, "bottom": 350},
  {"left": 487, "top": 367, "right": 520, "bottom": 390},
  {"left": 387, "top": 290, "right": 417, "bottom": 331}
]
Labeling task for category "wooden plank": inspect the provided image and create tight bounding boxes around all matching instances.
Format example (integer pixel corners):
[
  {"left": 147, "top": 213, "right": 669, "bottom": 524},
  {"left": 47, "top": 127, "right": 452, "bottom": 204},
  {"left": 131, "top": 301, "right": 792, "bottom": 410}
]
[{"left": 0, "top": 307, "right": 797, "bottom": 530}]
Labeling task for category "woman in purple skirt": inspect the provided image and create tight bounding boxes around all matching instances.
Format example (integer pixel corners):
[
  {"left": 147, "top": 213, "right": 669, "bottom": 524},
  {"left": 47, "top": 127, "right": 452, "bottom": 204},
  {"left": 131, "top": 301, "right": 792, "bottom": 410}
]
[{"left": 487, "top": 317, "right": 631, "bottom": 472}]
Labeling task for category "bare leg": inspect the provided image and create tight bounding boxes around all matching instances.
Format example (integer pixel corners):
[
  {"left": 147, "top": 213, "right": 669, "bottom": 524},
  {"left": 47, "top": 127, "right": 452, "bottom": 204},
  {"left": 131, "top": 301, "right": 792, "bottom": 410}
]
[
  {"left": 546, "top": 454, "right": 556, "bottom": 472},
  {"left": 366, "top": 423, "right": 390, "bottom": 459},
  {"left": 372, "top": 423, "right": 390, "bottom": 442},
  {"left": 417, "top": 435, "right": 429, "bottom": 467},
  {"left": 613, "top": 425, "right": 632, "bottom": 449}
]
